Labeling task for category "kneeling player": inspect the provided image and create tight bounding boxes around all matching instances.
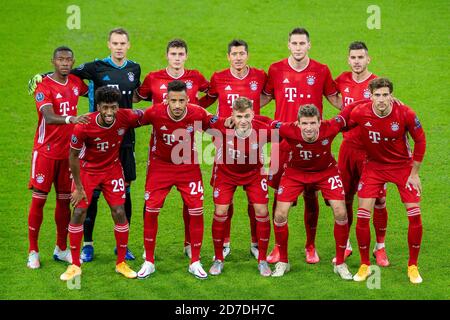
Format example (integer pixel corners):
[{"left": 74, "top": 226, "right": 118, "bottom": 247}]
[
  {"left": 208, "top": 97, "right": 272, "bottom": 277},
  {"left": 270, "top": 104, "right": 352, "bottom": 280},
  {"left": 60, "top": 87, "right": 145, "bottom": 281}
]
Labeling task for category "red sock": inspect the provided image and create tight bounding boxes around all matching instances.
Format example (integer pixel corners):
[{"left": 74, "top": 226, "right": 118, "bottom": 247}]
[
  {"left": 68, "top": 223, "right": 83, "bottom": 267},
  {"left": 248, "top": 204, "right": 257, "bottom": 243},
  {"left": 356, "top": 208, "right": 371, "bottom": 265},
  {"left": 334, "top": 220, "right": 349, "bottom": 265},
  {"left": 273, "top": 220, "right": 289, "bottom": 263},
  {"left": 223, "top": 204, "right": 233, "bottom": 244},
  {"left": 114, "top": 222, "right": 129, "bottom": 265},
  {"left": 188, "top": 207, "right": 204, "bottom": 264},
  {"left": 212, "top": 212, "right": 227, "bottom": 261},
  {"left": 304, "top": 193, "right": 319, "bottom": 248},
  {"left": 255, "top": 214, "right": 270, "bottom": 262},
  {"left": 143, "top": 207, "right": 159, "bottom": 263},
  {"left": 182, "top": 204, "right": 190, "bottom": 247},
  {"left": 28, "top": 192, "right": 47, "bottom": 252},
  {"left": 373, "top": 201, "right": 388, "bottom": 243},
  {"left": 55, "top": 193, "right": 71, "bottom": 250},
  {"left": 407, "top": 207, "right": 422, "bottom": 266}
]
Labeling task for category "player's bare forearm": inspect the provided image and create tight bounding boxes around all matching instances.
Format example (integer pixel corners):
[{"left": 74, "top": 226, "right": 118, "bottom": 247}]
[
  {"left": 260, "top": 94, "right": 272, "bottom": 108},
  {"left": 132, "top": 90, "right": 142, "bottom": 103},
  {"left": 69, "top": 148, "right": 83, "bottom": 190},
  {"left": 41, "top": 106, "right": 90, "bottom": 125},
  {"left": 406, "top": 161, "right": 422, "bottom": 195},
  {"left": 326, "top": 94, "right": 342, "bottom": 110},
  {"left": 198, "top": 95, "right": 216, "bottom": 109}
]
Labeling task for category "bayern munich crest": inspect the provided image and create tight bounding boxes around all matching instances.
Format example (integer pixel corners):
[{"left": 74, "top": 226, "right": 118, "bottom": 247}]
[
  {"left": 117, "top": 128, "right": 125, "bottom": 136},
  {"left": 358, "top": 182, "right": 363, "bottom": 191},
  {"left": 73, "top": 87, "right": 79, "bottom": 96},
  {"left": 251, "top": 143, "right": 259, "bottom": 150},
  {"left": 186, "top": 125, "right": 194, "bottom": 133},
  {"left": 128, "top": 72, "right": 135, "bottom": 82},
  {"left": 144, "top": 192, "right": 150, "bottom": 201},
  {"left": 321, "top": 139, "right": 329, "bottom": 145},
  {"left": 71, "top": 135, "right": 78, "bottom": 144},
  {"left": 306, "top": 75, "right": 316, "bottom": 85},
  {"left": 363, "top": 89, "right": 371, "bottom": 99},
  {"left": 185, "top": 80, "right": 193, "bottom": 90},
  {"left": 213, "top": 189, "right": 220, "bottom": 198},
  {"left": 391, "top": 122, "right": 399, "bottom": 132},
  {"left": 36, "top": 174, "right": 45, "bottom": 184},
  {"left": 250, "top": 81, "right": 258, "bottom": 91},
  {"left": 277, "top": 186, "right": 284, "bottom": 195}
]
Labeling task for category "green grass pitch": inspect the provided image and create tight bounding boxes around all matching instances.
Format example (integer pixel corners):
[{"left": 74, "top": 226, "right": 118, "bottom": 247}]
[{"left": 1, "top": 0, "right": 449, "bottom": 300}]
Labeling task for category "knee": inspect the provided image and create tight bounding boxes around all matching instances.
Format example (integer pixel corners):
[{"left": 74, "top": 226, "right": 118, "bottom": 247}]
[
  {"left": 112, "top": 206, "right": 126, "bottom": 222},
  {"left": 334, "top": 206, "right": 347, "bottom": 222},
  {"left": 72, "top": 208, "right": 86, "bottom": 223}
]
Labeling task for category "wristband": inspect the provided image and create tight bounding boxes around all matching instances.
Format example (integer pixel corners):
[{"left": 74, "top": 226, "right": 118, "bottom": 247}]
[{"left": 65, "top": 116, "right": 72, "bottom": 124}]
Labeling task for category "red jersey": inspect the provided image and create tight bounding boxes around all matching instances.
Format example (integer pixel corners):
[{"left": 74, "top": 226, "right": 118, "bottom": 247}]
[
  {"left": 140, "top": 103, "right": 213, "bottom": 165},
  {"left": 208, "top": 118, "right": 271, "bottom": 178},
  {"left": 263, "top": 58, "right": 337, "bottom": 121},
  {"left": 336, "top": 72, "right": 377, "bottom": 148},
  {"left": 137, "top": 68, "right": 209, "bottom": 104},
  {"left": 33, "top": 74, "right": 88, "bottom": 159},
  {"left": 348, "top": 101, "right": 426, "bottom": 168},
  {"left": 70, "top": 109, "right": 144, "bottom": 172},
  {"left": 274, "top": 115, "right": 346, "bottom": 172},
  {"left": 206, "top": 67, "right": 267, "bottom": 117}
]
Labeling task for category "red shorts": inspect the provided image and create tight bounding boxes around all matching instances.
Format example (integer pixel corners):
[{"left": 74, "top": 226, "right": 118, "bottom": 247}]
[
  {"left": 338, "top": 141, "right": 387, "bottom": 199},
  {"left": 212, "top": 169, "right": 268, "bottom": 205},
  {"left": 144, "top": 160, "right": 203, "bottom": 210},
  {"left": 358, "top": 163, "right": 419, "bottom": 203},
  {"left": 74, "top": 164, "right": 126, "bottom": 209},
  {"left": 28, "top": 151, "right": 71, "bottom": 193},
  {"left": 268, "top": 140, "right": 290, "bottom": 189},
  {"left": 277, "top": 166, "right": 345, "bottom": 202}
]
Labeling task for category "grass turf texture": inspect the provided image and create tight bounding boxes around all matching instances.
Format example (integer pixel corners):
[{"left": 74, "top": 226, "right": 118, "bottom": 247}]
[{"left": 0, "top": 0, "right": 449, "bottom": 300}]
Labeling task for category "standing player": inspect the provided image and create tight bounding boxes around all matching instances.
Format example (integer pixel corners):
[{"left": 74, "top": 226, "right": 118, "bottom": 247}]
[
  {"left": 60, "top": 86, "right": 144, "bottom": 281},
  {"left": 134, "top": 39, "right": 209, "bottom": 259},
  {"left": 28, "top": 28, "right": 141, "bottom": 261},
  {"left": 269, "top": 104, "right": 352, "bottom": 280},
  {"left": 199, "top": 39, "right": 268, "bottom": 260},
  {"left": 136, "top": 80, "right": 214, "bottom": 280},
  {"left": 27, "top": 46, "right": 89, "bottom": 269},
  {"left": 335, "top": 41, "right": 390, "bottom": 266},
  {"left": 70, "top": 28, "right": 141, "bottom": 262},
  {"left": 262, "top": 27, "right": 341, "bottom": 264},
  {"left": 207, "top": 97, "right": 272, "bottom": 277},
  {"left": 348, "top": 78, "right": 426, "bottom": 284}
]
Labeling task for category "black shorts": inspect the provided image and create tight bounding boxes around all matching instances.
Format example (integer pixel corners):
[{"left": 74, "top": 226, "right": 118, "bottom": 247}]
[{"left": 120, "top": 145, "right": 136, "bottom": 182}]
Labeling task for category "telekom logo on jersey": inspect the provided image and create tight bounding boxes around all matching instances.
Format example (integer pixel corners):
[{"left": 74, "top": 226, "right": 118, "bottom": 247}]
[
  {"left": 369, "top": 131, "right": 381, "bottom": 143},
  {"left": 284, "top": 88, "right": 311, "bottom": 102},
  {"left": 59, "top": 101, "right": 71, "bottom": 116},
  {"left": 299, "top": 150, "right": 313, "bottom": 160}
]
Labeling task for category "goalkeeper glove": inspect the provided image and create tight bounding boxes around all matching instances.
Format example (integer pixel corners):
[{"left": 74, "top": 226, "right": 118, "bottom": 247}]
[{"left": 28, "top": 74, "right": 43, "bottom": 95}]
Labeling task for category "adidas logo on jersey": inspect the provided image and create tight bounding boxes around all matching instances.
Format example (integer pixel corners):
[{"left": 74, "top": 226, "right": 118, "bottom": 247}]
[
  {"left": 283, "top": 78, "right": 290, "bottom": 84},
  {"left": 160, "top": 84, "right": 167, "bottom": 90},
  {"left": 102, "top": 75, "right": 111, "bottom": 81},
  {"left": 94, "top": 137, "right": 101, "bottom": 141},
  {"left": 364, "top": 122, "right": 372, "bottom": 127},
  {"left": 160, "top": 125, "right": 168, "bottom": 130},
  {"left": 225, "top": 85, "right": 232, "bottom": 91},
  {"left": 56, "top": 93, "right": 62, "bottom": 98},
  {"left": 344, "top": 87, "right": 350, "bottom": 93}
]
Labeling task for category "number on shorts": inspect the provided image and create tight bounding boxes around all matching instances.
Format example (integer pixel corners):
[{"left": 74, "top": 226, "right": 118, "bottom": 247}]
[
  {"left": 112, "top": 178, "right": 125, "bottom": 192},
  {"left": 328, "top": 175, "right": 343, "bottom": 190},
  {"left": 261, "top": 178, "right": 268, "bottom": 191},
  {"left": 189, "top": 181, "right": 204, "bottom": 195}
]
